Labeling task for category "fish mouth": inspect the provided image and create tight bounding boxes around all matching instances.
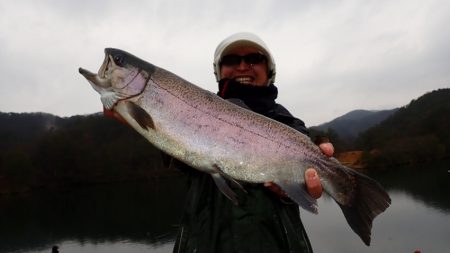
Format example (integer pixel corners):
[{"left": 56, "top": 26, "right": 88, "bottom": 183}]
[
  {"left": 78, "top": 53, "right": 112, "bottom": 89},
  {"left": 79, "top": 52, "right": 117, "bottom": 109},
  {"left": 79, "top": 49, "right": 146, "bottom": 110},
  {"left": 98, "top": 52, "right": 110, "bottom": 79}
]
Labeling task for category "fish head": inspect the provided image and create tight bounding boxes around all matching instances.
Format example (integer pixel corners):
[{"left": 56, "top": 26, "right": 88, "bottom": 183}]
[{"left": 79, "top": 48, "right": 153, "bottom": 110}]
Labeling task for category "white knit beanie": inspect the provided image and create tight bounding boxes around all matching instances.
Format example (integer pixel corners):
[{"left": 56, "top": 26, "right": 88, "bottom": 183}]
[{"left": 213, "top": 32, "right": 276, "bottom": 85}]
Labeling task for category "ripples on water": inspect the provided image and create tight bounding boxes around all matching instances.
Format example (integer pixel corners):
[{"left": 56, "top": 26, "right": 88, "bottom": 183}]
[{"left": 1, "top": 161, "right": 449, "bottom": 253}]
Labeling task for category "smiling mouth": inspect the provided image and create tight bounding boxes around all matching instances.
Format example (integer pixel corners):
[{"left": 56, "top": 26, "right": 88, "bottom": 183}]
[{"left": 234, "top": 76, "right": 254, "bottom": 84}]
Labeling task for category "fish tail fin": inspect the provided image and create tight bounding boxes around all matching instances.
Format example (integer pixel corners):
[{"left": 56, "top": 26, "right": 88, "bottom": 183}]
[{"left": 335, "top": 168, "right": 391, "bottom": 246}]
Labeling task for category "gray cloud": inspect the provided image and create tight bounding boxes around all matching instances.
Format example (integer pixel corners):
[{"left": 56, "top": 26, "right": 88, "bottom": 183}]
[{"left": 1, "top": 0, "right": 449, "bottom": 125}]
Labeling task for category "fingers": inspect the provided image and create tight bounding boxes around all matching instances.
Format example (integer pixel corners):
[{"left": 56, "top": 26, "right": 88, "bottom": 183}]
[
  {"left": 265, "top": 168, "right": 324, "bottom": 200},
  {"left": 264, "top": 140, "right": 332, "bottom": 201},
  {"left": 308, "top": 141, "right": 332, "bottom": 198},
  {"left": 305, "top": 168, "right": 322, "bottom": 199},
  {"left": 319, "top": 142, "right": 334, "bottom": 157}
]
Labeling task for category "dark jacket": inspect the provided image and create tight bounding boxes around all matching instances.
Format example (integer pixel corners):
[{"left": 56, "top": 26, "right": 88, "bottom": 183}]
[{"left": 173, "top": 80, "right": 313, "bottom": 253}]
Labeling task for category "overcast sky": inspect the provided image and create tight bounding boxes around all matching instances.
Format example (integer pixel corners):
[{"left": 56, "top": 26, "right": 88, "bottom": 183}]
[{"left": 1, "top": 0, "right": 449, "bottom": 126}]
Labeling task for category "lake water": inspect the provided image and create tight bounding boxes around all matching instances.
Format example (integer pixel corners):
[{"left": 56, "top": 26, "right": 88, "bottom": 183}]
[{"left": 1, "top": 161, "right": 449, "bottom": 253}]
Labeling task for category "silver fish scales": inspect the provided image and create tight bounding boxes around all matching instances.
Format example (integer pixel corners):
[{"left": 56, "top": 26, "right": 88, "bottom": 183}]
[{"left": 79, "top": 48, "right": 391, "bottom": 246}]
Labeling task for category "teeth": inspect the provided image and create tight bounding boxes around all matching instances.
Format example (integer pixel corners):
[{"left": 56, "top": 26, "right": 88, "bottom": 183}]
[{"left": 235, "top": 77, "right": 254, "bottom": 84}]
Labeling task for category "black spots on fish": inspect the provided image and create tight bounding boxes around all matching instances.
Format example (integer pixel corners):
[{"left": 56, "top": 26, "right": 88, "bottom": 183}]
[
  {"left": 226, "top": 98, "right": 251, "bottom": 110},
  {"left": 126, "top": 102, "right": 155, "bottom": 130}
]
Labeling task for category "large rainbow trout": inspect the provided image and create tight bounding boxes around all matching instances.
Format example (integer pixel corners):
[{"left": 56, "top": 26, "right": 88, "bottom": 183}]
[{"left": 79, "top": 48, "right": 390, "bottom": 245}]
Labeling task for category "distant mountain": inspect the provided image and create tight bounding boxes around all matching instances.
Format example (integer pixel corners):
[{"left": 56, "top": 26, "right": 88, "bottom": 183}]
[
  {"left": 0, "top": 112, "right": 64, "bottom": 149},
  {"left": 2, "top": 87, "right": 449, "bottom": 191},
  {"left": 312, "top": 109, "right": 398, "bottom": 139},
  {"left": 359, "top": 88, "right": 450, "bottom": 166},
  {"left": 0, "top": 111, "right": 169, "bottom": 194}
]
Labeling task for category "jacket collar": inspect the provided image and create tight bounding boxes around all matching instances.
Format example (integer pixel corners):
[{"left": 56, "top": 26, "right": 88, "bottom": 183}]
[{"left": 217, "top": 79, "right": 278, "bottom": 114}]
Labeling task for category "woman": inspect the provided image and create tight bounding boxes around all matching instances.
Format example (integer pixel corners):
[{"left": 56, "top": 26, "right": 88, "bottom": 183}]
[{"left": 173, "top": 32, "right": 333, "bottom": 253}]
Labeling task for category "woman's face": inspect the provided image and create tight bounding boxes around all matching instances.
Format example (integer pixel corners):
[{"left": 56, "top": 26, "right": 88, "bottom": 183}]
[{"left": 219, "top": 46, "right": 269, "bottom": 87}]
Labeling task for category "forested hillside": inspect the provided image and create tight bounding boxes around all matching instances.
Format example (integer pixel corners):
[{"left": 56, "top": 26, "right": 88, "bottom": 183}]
[
  {"left": 310, "top": 109, "right": 398, "bottom": 152},
  {"left": 358, "top": 88, "right": 450, "bottom": 167},
  {"left": 1, "top": 88, "right": 449, "bottom": 192},
  {"left": 0, "top": 113, "right": 169, "bottom": 194}
]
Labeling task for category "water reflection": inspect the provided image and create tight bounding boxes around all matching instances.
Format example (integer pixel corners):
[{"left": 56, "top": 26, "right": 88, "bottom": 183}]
[
  {"left": 0, "top": 176, "right": 188, "bottom": 253},
  {"left": 370, "top": 160, "right": 450, "bottom": 213},
  {"left": 301, "top": 160, "right": 450, "bottom": 252},
  {"left": 26, "top": 240, "right": 174, "bottom": 253},
  {"left": 1, "top": 161, "right": 449, "bottom": 253},
  {"left": 302, "top": 190, "right": 450, "bottom": 252}
]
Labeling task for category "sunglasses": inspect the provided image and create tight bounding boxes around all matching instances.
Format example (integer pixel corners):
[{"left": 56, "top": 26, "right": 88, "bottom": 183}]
[{"left": 220, "top": 53, "right": 267, "bottom": 67}]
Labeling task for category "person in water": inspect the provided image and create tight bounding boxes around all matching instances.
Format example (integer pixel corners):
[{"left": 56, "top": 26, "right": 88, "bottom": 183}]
[{"left": 172, "top": 32, "right": 334, "bottom": 253}]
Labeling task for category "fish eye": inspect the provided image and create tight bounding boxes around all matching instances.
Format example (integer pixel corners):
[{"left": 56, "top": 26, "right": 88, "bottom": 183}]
[{"left": 113, "top": 54, "right": 124, "bottom": 67}]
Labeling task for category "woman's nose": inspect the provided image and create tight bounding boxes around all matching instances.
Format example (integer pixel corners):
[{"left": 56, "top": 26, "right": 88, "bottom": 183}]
[{"left": 236, "top": 60, "right": 251, "bottom": 70}]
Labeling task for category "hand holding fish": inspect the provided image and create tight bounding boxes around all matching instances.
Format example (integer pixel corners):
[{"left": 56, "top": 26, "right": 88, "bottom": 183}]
[
  {"left": 264, "top": 142, "right": 334, "bottom": 199},
  {"left": 79, "top": 48, "right": 391, "bottom": 245}
]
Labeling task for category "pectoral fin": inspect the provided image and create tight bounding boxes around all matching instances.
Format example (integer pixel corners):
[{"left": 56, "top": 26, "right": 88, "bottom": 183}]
[
  {"left": 274, "top": 180, "right": 318, "bottom": 214},
  {"left": 211, "top": 173, "right": 239, "bottom": 205},
  {"left": 126, "top": 101, "right": 155, "bottom": 130},
  {"left": 213, "top": 164, "right": 246, "bottom": 193}
]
